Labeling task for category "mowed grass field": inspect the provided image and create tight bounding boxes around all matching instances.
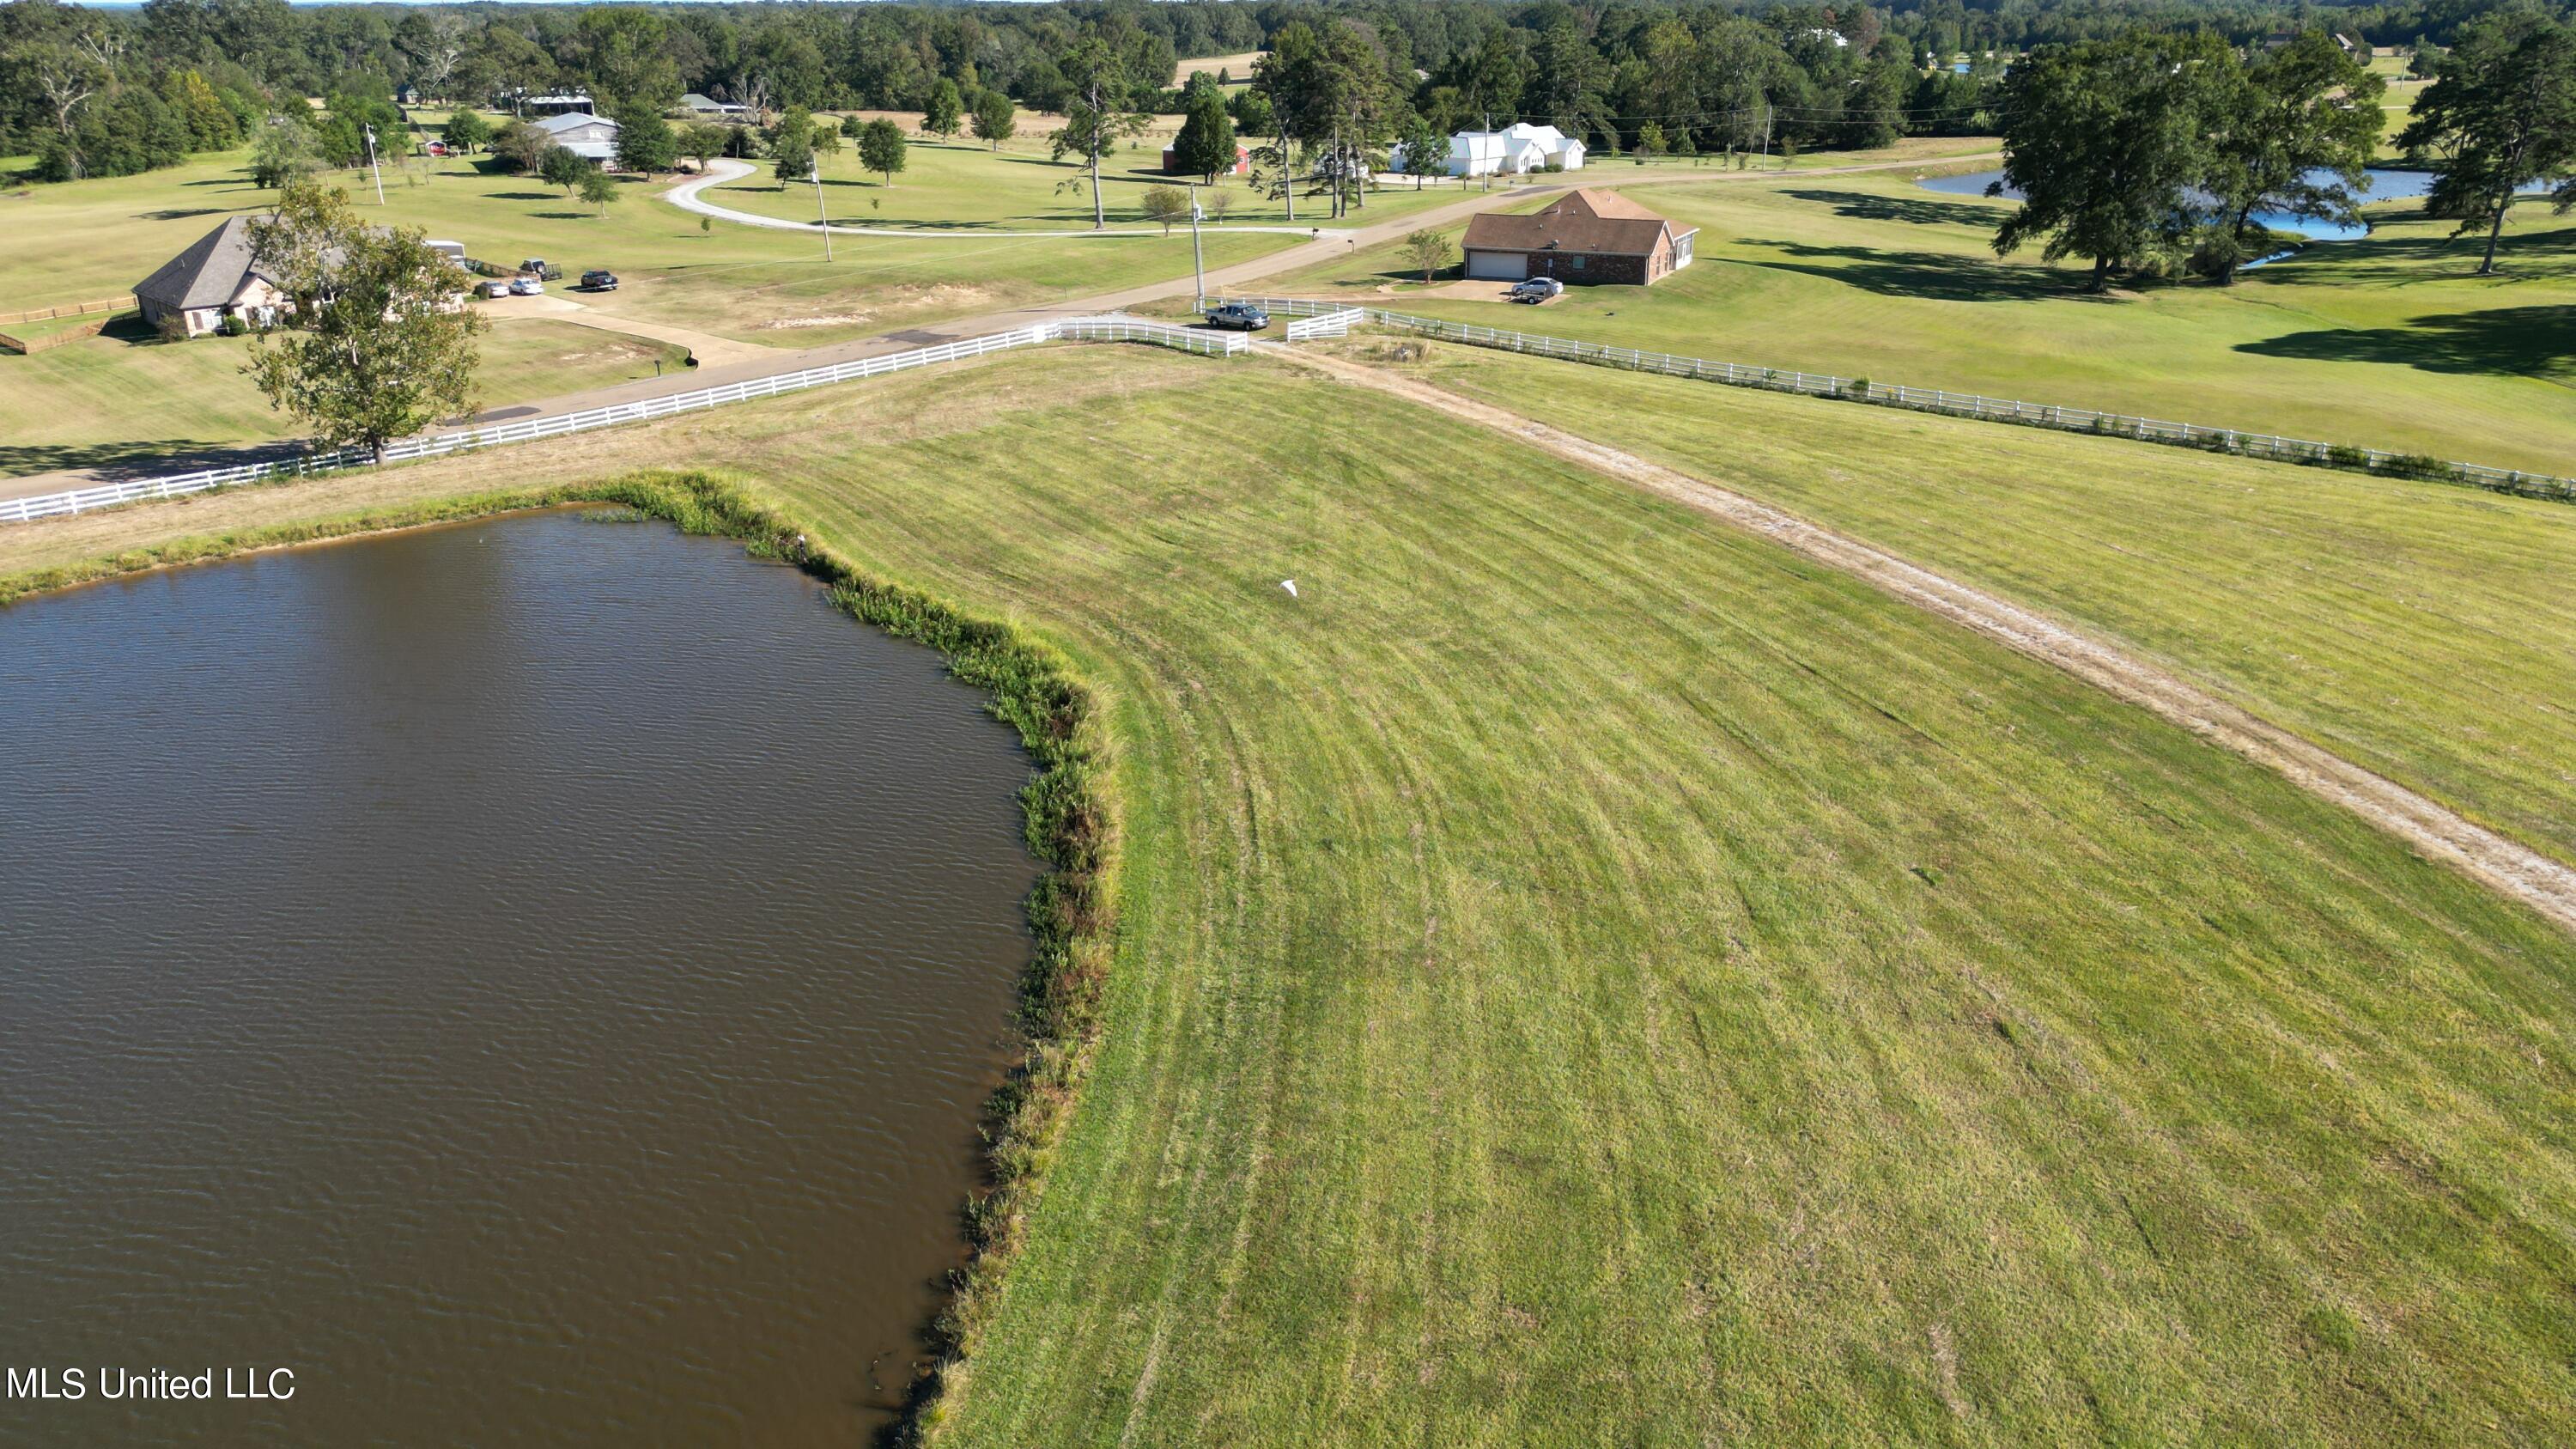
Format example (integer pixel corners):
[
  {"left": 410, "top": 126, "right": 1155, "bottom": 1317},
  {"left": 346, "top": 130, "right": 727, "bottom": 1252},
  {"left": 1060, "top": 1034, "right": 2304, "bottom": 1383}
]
[
  {"left": 0, "top": 319, "right": 684, "bottom": 478},
  {"left": 1265, "top": 173, "right": 2576, "bottom": 474},
  {"left": 0, "top": 140, "right": 1294, "bottom": 349},
  {"left": 6, "top": 347, "right": 2573, "bottom": 1444},
  {"left": 1344, "top": 341, "right": 2576, "bottom": 868},
  {"left": 707, "top": 129, "right": 1470, "bottom": 232}
]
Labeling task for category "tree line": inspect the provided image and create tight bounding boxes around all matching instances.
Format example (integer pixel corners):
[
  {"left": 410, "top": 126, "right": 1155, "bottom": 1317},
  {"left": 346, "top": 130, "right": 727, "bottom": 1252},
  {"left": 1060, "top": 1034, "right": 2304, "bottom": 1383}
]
[{"left": 5, "top": 0, "right": 2569, "bottom": 202}]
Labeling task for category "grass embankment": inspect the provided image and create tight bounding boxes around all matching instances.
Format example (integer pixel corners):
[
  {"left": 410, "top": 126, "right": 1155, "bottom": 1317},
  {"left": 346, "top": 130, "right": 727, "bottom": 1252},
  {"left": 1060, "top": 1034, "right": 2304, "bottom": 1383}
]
[
  {"left": 1338, "top": 340, "right": 2576, "bottom": 871},
  {"left": 5, "top": 347, "right": 2573, "bottom": 1446},
  {"left": 1265, "top": 172, "right": 2576, "bottom": 474},
  {"left": 0, "top": 318, "right": 684, "bottom": 479}
]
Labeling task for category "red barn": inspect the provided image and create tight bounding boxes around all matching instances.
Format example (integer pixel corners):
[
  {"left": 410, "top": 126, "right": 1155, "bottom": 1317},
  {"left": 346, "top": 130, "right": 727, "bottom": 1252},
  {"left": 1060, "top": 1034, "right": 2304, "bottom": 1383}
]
[{"left": 1162, "top": 143, "right": 1251, "bottom": 177}]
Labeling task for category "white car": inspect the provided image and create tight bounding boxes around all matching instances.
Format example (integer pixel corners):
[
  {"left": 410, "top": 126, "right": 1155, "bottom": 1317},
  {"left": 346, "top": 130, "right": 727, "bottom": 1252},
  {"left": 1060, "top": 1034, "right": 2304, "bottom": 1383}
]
[
  {"left": 510, "top": 275, "right": 544, "bottom": 296},
  {"left": 1508, "top": 277, "right": 1565, "bottom": 303}
]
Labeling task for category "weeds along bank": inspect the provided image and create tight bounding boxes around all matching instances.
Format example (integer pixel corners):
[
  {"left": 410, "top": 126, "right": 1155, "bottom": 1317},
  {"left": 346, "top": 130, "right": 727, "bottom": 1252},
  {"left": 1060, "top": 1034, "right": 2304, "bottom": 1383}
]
[{"left": 6, "top": 350, "right": 2574, "bottom": 1445}]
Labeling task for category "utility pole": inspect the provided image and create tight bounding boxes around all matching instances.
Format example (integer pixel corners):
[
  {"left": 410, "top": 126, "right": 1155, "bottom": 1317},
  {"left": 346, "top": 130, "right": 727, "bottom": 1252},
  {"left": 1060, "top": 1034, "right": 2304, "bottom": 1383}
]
[
  {"left": 364, "top": 124, "right": 386, "bottom": 205},
  {"left": 811, "top": 159, "right": 831, "bottom": 261},
  {"left": 1760, "top": 102, "right": 1773, "bottom": 169},
  {"left": 1188, "top": 181, "right": 1206, "bottom": 307}
]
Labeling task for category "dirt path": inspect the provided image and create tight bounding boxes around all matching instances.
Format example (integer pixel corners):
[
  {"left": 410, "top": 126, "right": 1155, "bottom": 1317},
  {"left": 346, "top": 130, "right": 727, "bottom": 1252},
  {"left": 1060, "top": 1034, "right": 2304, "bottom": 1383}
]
[
  {"left": 1269, "top": 343, "right": 2576, "bottom": 937},
  {"left": 501, "top": 294, "right": 775, "bottom": 368}
]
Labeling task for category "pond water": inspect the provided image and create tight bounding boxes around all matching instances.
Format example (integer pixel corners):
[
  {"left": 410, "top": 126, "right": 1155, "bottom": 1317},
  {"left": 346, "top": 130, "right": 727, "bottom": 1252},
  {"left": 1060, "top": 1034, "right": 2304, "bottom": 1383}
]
[
  {"left": 1917, "top": 166, "right": 2439, "bottom": 242},
  {"left": 0, "top": 511, "right": 1039, "bottom": 1445}
]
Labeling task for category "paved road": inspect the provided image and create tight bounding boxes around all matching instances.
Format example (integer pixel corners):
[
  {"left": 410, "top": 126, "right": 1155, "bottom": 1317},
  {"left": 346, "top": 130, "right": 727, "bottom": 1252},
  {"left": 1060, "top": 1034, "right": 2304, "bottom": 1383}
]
[{"left": 0, "top": 149, "right": 1996, "bottom": 505}]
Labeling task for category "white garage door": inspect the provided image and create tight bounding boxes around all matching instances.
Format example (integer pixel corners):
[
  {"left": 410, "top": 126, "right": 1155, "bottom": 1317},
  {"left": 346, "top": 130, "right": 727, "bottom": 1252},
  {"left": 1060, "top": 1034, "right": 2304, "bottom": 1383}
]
[{"left": 1464, "top": 250, "right": 1522, "bottom": 280}]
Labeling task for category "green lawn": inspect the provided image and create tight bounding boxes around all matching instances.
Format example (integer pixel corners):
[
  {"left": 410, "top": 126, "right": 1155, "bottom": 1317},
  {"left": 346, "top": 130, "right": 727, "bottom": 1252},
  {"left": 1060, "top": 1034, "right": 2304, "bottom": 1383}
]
[
  {"left": 0, "top": 144, "right": 1298, "bottom": 350},
  {"left": 708, "top": 132, "right": 1469, "bottom": 232},
  {"left": 0, "top": 318, "right": 686, "bottom": 478},
  {"left": 1261, "top": 173, "right": 2576, "bottom": 475},
  {"left": 1352, "top": 341, "right": 2576, "bottom": 869},
  {"left": 7, "top": 347, "right": 2572, "bottom": 1445}
]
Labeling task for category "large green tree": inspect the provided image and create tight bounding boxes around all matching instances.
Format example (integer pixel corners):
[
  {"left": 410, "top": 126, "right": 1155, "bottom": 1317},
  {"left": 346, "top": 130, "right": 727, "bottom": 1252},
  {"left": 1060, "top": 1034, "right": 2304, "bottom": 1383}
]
[
  {"left": 1171, "top": 76, "right": 1237, "bottom": 183},
  {"left": 922, "top": 76, "right": 963, "bottom": 142},
  {"left": 858, "top": 115, "right": 907, "bottom": 186},
  {"left": 244, "top": 180, "right": 488, "bottom": 463},
  {"left": 2202, "top": 29, "right": 2386, "bottom": 283},
  {"left": 2400, "top": 12, "right": 2576, "bottom": 275},
  {"left": 770, "top": 105, "right": 813, "bottom": 187},
  {"left": 1049, "top": 36, "right": 1148, "bottom": 228},
  {"left": 440, "top": 108, "right": 491, "bottom": 156},
  {"left": 1991, "top": 29, "right": 2237, "bottom": 291},
  {"left": 614, "top": 100, "right": 677, "bottom": 176},
  {"left": 971, "top": 87, "right": 1015, "bottom": 151}
]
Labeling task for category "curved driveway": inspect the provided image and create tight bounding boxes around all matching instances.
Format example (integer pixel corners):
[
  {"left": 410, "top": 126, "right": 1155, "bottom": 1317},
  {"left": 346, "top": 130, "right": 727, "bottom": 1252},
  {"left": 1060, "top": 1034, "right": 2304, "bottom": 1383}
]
[{"left": 664, "top": 158, "right": 1360, "bottom": 240}]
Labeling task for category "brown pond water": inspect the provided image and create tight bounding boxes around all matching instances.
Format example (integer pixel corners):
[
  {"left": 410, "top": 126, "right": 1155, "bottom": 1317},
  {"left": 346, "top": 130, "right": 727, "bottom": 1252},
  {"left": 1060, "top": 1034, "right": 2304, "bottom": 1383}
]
[{"left": 0, "top": 511, "right": 1038, "bottom": 1445}]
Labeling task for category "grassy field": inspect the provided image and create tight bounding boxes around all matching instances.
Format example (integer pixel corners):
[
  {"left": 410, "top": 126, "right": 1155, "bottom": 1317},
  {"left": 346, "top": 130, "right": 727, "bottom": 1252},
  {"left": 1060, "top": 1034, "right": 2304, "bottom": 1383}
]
[
  {"left": 0, "top": 143, "right": 1295, "bottom": 350},
  {"left": 1340, "top": 340, "right": 2576, "bottom": 868},
  {"left": 6, "top": 346, "right": 2572, "bottom": 1445},
  {"left": 705, "top": 132, "right": 1469, "bottom": 232},
  {"left": 1259, "top": 173, "right": 2576, "bottom": 474},
  {"left": 0, "top": 316, "right": 685, "bottom": 478}
]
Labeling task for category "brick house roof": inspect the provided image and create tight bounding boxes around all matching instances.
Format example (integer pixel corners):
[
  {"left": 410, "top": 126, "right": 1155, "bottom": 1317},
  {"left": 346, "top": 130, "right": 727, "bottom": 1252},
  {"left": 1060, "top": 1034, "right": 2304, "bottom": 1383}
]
[{"left": 1461, "top": 189, "right": 1696, "bottom": 258}]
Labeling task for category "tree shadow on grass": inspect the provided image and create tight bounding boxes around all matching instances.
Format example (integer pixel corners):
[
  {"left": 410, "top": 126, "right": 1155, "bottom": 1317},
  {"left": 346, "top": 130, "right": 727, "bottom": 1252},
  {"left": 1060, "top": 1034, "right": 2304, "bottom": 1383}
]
[
  {"left": 1778, "top": 188, "right": 2008, "bottom": 228},
  {"left": 0, "top": 438, "right": 301, "bottom": 481},
  {"left": 487, "top": 190, "right": 559, "bottom": 202},
  {"left": 2257, "top": 227, "right": 2576, "bottom": 287},
  {"left": 2235, "top": 306, "right": 2576, "bottom": 379},
  {"left": 1756, "top": 240, "right": 2109, "bottom": 303}
]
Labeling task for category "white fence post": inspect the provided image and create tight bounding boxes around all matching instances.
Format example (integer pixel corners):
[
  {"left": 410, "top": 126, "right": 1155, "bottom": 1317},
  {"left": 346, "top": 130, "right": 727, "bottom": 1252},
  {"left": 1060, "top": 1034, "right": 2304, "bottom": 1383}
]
[
  {"left": 1185, "top": 295, "right": 2573, "bottom": 505},
  {"left": 0, "top": 316, "right": 1251, "bottom": 527}
]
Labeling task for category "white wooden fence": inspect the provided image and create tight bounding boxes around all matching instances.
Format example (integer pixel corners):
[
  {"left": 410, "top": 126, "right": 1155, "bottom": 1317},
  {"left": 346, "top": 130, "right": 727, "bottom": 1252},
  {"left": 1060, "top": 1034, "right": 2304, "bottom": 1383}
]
[
  {"left": 0, "top": 315, "right": 1242, "bottom": 526},
  {"left": 1282, "top": 307, "right": 1369, "bottom": 341},
  {"left": 1208, "top": 295, "right": 2576, "bottom": 504}
]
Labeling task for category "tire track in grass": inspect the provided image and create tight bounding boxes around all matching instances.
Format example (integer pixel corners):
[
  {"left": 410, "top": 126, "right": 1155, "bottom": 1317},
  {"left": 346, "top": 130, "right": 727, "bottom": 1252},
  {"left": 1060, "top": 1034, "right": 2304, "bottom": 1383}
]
[{"left": 1269, "top": 344, "right": 2576, "bottom": 938}]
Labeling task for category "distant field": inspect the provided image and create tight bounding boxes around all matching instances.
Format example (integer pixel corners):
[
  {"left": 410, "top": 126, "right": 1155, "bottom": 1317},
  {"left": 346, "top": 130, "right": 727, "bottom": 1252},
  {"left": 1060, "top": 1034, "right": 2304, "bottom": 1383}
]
[
  {"left": 1261, "top": 172, "right": 2576, "bottom": 475},
  {"left": 1346, "top": 341, "right": 2576, "bottom": 868},
  {"left": 0, "top": 317, "right": 684, "bottom": 478},
  {"left": 1174, "top": 49, "right": 1263, "bottom": 87},
  {"left": 5, "top": 346, "right": 2573, "bottom": 1446}
]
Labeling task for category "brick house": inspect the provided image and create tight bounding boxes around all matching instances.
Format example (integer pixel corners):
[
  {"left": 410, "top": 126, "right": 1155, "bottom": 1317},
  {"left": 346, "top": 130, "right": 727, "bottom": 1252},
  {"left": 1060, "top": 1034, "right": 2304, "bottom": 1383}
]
[{"left": 1459, "top": 189, "right": 1698, "bottom": 285}]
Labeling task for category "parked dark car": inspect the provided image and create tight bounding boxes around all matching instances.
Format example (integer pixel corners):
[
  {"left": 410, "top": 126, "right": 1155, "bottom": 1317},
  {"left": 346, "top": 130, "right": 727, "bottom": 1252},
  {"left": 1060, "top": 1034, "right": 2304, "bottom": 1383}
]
[
  {"left": 580, "top": 270, "right": 619, "bottom": 291},
  {"left": 1205, "top": 302, "right": 1269, "bottom": 332}
]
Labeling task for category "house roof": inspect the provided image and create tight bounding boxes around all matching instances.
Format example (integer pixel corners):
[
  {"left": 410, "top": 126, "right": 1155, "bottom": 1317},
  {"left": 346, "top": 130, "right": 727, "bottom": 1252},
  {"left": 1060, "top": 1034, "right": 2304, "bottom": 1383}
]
[
  {"left": 134, "top": 216, "right": 264, "bottom": 310},
  {"left": 535, "top": 111, "right": 618, "bottom": 136},
  {"left": 1460, "top": 189, "right": 1696, "bottom": 258}
]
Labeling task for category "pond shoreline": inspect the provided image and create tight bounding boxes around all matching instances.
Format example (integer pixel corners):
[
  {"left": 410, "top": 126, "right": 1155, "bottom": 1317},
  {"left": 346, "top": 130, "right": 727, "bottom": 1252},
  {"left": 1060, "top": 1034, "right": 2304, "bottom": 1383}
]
[{"left": 0, "top": 473, "right": 1117, "bottom": 1446}]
